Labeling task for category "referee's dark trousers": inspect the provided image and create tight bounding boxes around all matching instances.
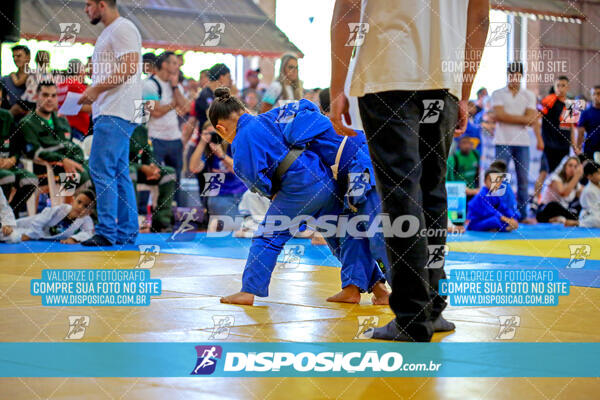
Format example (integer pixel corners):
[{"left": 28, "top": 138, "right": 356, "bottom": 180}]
[{"left": 358, "top": 89, "right": 458, "bottom": 342}]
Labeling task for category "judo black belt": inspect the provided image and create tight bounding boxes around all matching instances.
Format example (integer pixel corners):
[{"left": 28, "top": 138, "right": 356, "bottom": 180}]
[{"left": 271, "top": 147, "right": 305, "bottom": 196}]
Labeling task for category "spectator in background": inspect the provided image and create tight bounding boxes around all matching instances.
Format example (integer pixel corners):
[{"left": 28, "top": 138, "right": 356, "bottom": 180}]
[
  {"left": 184, "top": 64, "right": 230, "bottom": 147},
  {"left": 182, "top": 78, "right": 199, "bottom": 101},
  {"left": 491, "top": 62, "right": 540, "bottom": 222},
  {"left": 173, "top": 54, "right": 191, "bottom": 131},
  {"left": 176, "top": 53, "right": 185, "bottom": 83},
  {"left": 142, "top": 52, "right": 157, "bottom": 76},
  {"left": 199, "top": 69, "right": 209, "bottom": 89},
  {"left": 261, "top": 53, "right": 302, "bottom": 112},
  {"left": 540, "top": 76, "right": 572, "bottom": 175},
  {"left": 19, "top": 50, "right": 54, "bottom": 115},
  {"left": 577, "top": 85, "right": 600, "bottom": 161},
  {"left": 4, "top": 189, "right": 96, "bottom": 244},
  {"left": 189, "top": 121, "right": 246, "bottom": 232},
  {"left": 19, "top": 82, "right": 91, "bottom": 191},
  {"left": 241, "top": 69, "right": 264, "bottom": 100},
  {"left": 0, "top": 84, "right": 38, "bottom": 214},
  {"left": 303, "top": 88, "right": 322, "bottom": 108},
  {"left": 536, "top": 156, "right": 583, "bottom": 225},
  {"left": 243, "top": 89, "right": 261, "bottom": 114},
  {"left": 446, "top": 136, "right": 480, "bottom": 201},
  {"left": 57, "top": 59, "right": 91, "bottom": 141},
  {"left": 456, "top": 100, "right": 482, "bottom": 153},
  {"left": 477, "top": 96, "right": 496, "bottom": 137},
  {"left": 194, "top": 63, "right": 231, "bottom": 132},
  {"left": 475, "top": 87, "right": 488, "bottom": 114},
  {"left": 1, "top": 45, "right": 30, "bottom": 114},
  {"left": 319, "top": 88, "right": 330, "bottom": 114},
  {"left": 143, "top": 51, "right": 187, "bottom": 205},
  {"left": 579, "top": 161, "right": 600, "bottom": 228}
]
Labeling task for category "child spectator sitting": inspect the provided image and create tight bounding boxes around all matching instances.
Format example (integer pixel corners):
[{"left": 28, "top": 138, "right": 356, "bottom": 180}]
[
  {"left": 1, "top": 189, "right": 95, "bottom": 244},
  {"left": 579, "top": 162, "right": 600, "bottom": 228},
  {"left": 447, "top": 135, "right": 480, "bottom": 201},
  {"left": 536, "top": 156, "right": 583, "bottom": 226},
  {"left": 0, "top": 188, "right": 19, "bottom": 243},
  {"left": 466, "top": 167, "right": 520, "bottom": 232},
  {"left": 487, "top": 159, "right": 524, "bottom": 222}
]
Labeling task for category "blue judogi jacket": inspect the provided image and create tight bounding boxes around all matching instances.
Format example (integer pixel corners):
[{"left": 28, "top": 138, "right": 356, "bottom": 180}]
[
  {"left": 232, "top": 100, "right": 389, "bottom": 274},
  {"left": 232, "top": 99, "right": 375, "bottom": 206},
  {"left": 467, "top": 186, "right": 521, "bottom": 231}
]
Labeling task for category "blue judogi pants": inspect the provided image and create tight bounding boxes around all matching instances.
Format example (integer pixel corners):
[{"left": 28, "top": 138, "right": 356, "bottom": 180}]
[
  {"left": 325, "top": 188, "right": 387, "bottom": 291},
  {"left": 89, "top": 116, "right": 139, "bottom": 244}
]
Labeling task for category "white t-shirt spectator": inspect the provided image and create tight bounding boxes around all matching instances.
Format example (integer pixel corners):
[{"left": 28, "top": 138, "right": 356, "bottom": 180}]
[
  {"left": 540, "top": 172, "right": 582, "bottom": 208},
  {"left": 491, "top": 86, "right": 536, "bottom": 146},
  {"left": 91, "top": 17, "right": 142, "bottom": 122},
  {"left": 349, "top": 0, "right": 469, "bottom": 99},
  {"left": 142, "top": 76, "right": 183, "bottom": 141}
]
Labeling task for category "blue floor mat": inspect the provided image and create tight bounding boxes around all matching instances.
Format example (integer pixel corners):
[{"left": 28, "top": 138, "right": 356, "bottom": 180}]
[
  {"left": 449, "top": 223, "right": 600, "bottom": 242},
  {"left": 3, "top": 225, "right": 600, "bottom": 288}
]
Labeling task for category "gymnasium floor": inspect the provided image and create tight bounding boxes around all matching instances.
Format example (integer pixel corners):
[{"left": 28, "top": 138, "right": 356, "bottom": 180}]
[{"left": 1, "top": 224, "right": 600, "bottom": 399}]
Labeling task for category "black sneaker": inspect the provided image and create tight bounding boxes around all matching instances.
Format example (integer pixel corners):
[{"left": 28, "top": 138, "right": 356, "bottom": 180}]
[{"left": 81, "top": 234, "right": 113, "bottom": 247}]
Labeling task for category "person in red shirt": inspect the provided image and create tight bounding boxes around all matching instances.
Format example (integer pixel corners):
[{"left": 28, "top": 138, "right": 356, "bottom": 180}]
[{"left": 57, "top": 59, "right": 91, "bottom": 141}]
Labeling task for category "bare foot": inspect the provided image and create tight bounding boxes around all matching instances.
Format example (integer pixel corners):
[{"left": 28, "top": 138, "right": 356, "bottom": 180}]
[
  {"left": 220, "top": 291, "right": 254, "bottom": 305},
  {"left": 371, "top": 282, "right": 390, "bottom": 305},
  {"left": 564, "top": 219, "right": 579, "bottom": 227},
  {"left": 327, "top": 285, "right": 361, "bottom": 303}
]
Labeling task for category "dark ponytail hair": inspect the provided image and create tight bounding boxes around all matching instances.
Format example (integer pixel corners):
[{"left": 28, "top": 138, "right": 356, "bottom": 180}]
[{"left": 208, "top": 87, "right": 246, "bottom": 127}]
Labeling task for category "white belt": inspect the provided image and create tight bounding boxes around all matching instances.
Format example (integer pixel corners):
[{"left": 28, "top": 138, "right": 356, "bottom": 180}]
[{"left": 330, "top": 136, "right": 348, "bottom": 181}]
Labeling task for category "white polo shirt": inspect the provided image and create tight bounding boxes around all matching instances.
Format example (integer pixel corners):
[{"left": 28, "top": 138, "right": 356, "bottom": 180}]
[
  {"left": 349, "top": 0, "right": 469, "bottom": 99},
  {"left": 491, "top": 86, "right": 537, "bottom": 146},
  {"left": 91, "top": 17, "right": 142, "bottom": 122}
]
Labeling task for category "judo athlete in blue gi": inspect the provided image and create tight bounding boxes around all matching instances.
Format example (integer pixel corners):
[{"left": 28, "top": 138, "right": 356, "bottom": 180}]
[
  {"left": 208, "top": 88, "right": 389, "bottom": 305},
  {"left": 263, "top": 98, "right": 391, "bottom": 303},
  {"left": 488, "top": 159, "right": 520, "bottom": 219},
  {"left": 467, "top": 167, "right": 521, "bottom": 232}
]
